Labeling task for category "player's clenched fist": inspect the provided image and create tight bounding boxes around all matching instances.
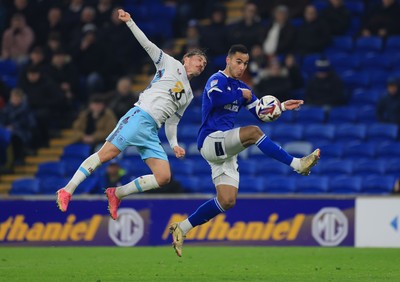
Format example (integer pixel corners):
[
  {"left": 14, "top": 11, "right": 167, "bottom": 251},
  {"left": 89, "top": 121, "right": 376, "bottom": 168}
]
[{"left": 118, "top": 9, "right": 131, "bottom": 22}]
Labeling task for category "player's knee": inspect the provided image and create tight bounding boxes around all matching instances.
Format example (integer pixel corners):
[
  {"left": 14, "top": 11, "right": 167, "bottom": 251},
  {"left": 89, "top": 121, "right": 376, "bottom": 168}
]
[
  {"left": 218, "top": 196, "right": 236, "bottom": 210},
  {"left": 244, "top": 126, "right": 264, "bottom": 145},
  {"left": 155, "top": 173, "right": 171, "bottom": 186}
]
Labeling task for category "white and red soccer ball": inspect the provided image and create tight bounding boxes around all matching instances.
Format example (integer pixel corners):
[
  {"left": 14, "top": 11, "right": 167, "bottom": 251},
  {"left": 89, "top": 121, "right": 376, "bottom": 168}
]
[{"left": 255, "top": 95, "right": 282, "bottom": 122}]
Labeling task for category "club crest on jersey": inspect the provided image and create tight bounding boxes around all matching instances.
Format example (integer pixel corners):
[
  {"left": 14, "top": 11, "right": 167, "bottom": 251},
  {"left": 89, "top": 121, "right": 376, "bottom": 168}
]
[
  {"left": 169, "top": 81, "right": 185, "bottom": 101},
  {"left": 211, "top": 79, "right": 218, "bottom": 87}
]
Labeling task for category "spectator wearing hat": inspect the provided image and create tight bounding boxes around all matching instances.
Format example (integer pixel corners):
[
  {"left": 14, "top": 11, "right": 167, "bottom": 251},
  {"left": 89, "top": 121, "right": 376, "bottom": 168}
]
[
  {"left": 376, "top": 78, "right": 400, "bottom": 124},
  {"left": 305, "top": 59, "right": 346, "bottom": 107}
]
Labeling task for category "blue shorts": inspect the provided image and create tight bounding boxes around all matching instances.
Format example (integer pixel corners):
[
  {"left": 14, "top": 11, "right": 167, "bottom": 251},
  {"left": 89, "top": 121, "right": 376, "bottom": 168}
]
[{"left": 106, "top": 107, "right": 168, "bottom": 161}]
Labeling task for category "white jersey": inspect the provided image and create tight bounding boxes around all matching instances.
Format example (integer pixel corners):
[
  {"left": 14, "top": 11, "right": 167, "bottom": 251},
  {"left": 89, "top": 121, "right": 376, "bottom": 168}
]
[{"left": 126, "top": 20, "right": 193, "bottom": 129}]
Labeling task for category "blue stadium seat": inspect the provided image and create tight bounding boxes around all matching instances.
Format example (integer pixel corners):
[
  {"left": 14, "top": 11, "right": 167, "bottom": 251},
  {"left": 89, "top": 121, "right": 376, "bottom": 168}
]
[
  {"left": 385, "top": 36, "right": 400, "bottom": 53},
  {"left": 384, "top": 159, "right": 400, "bottom": 178},
  {"left": 169, "top": 158, "right": 194, "bottom": 177},
  {"left": 1, "top": 75, "right": 17, "bottom": 88},
  {"left": 62, "top": 158, "right": 84, "bottom": 177},
  {"left": 264, "top": 176, "right": 296, "bottom": 193},
  {"left": 10, "top": 178, "right": 40, "bottom": 195},
  {"left": 355, "top": 36, "right": 383, "bottom": 53},
  {"left": 341, "top": 71, "right": 370, "bottom": 90},
  {"left": 174, "top": 175, "right": 201, "bottom": 193},
  {"left": 39, "top": 176, "right": 69, "bottom": 194},
  {"left": 196, "top": 177, "right": 216, "bottom": 194},
  {"left": 367, "top": 123, "right": 398, "bottom": 142},
  {"left": 0, "top": 59, "right": 17, "bottom": 76},
  {"left": 296, "top": 176, "right": 329, "bottom": 193},
  {"left": 36, "top": 161, "right": 66, "bottom": 178},
  {"left": 376, "top": 142, "right": 400, "bottom": 158},
  {"left": 238, "top": 159, "right": 258, "bottom": 176},
  {"left": 178, "top": 125, "right": 198, "bottom": 143},
  {"left": 318, "top": 159, "right": 353, "bottom": 176},
  {"left": 357, "top": 106, "right": 378, "bottom": 123},
  {"left": 325, "top": 36, "right": 353, "bottom": 53},
  {"left": 328, "top": 107, "right": 358, "bottom": 124},
  {"left": 256, "top": 159, "right": 291, "bottom": 176},
  {"left": 345, "top": 2, "right": 365, "bottom": 15},
  {"left": 77, "top": 176, "right": 101, "bottom": 194},
  {"left": 180, "top": 106, "right": 202, "bottom": 125},
  {"left": 328, "top": 53, "right": 359, "bottom": 71},
  {"left": 335, "top": 124, "right": 367, "bottom": 142},
  {"left": 361, "top": 175, "right": 396, "bottom": 194},
  {"left": 349, "top": 89, "right": 382, "bottom": 106},
  {"left": 303, "top": 124, "right": 335, "bottom": 143},
  {"left": 283, "top": 141, "right": 313, "bottom": 158},
  {"left": 368, "top": 70, "right": 392, "bottom": 86},
  {"left": 343, "top": 142, "right": 375, "bottom": 159},
  {"left": 61, "top": 143, "right": 91, "bottom": 161},
  {"left": 358, "top": 54, "right": 391, "bottom": 70},
  {"left": 271, "top": 124, "right": 303, "bottom": 143},
  {"left": 301, "top": 54, "right": 323, "bottom": 73},
  {"left": 119, "top": 158, "right": 152, "bottom": 176},
  {"left": 192, "top": 161, "right": 211, "bottom": 177},
  {"left": 352, "top": 159, "right": 385, "bottom": 176},
  {"left": 294, "top": 107, "right": 326, "bottom": 124},
  {"left": 329, "top": 176, "right": 362, "bottom": 194},
  {"left": 240, "top": 176, "right": 264, "bottom": 193},
  {"left": 317, "top": 143, "right": 343, "bottom": 159}
]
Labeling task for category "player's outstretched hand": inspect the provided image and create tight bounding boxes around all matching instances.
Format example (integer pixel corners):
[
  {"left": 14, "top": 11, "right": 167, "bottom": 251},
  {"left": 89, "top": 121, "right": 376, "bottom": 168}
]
[
  {"left": 118, "top": 9, "right": 131, "bottom": 22},
  {"left": 282, "top": 99, "right": 304, "bottom": 111},
  {"left": 173, "top": 146, "right": 186, "bottom": 159}
]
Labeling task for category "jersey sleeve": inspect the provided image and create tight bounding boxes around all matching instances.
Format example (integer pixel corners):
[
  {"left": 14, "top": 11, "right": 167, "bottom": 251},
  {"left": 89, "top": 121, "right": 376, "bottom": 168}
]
[
  {"left": 206, "top": 76, "right": 243, "bottom": 107},
  {"left": 244, "top": 90, "right": 264, "bottom": 121},
  {"left": 126, "top": 19, "right": 165, "bottom": 66},
  {"left": 164, "top": 97, "right": 192, "bottom": 149}
]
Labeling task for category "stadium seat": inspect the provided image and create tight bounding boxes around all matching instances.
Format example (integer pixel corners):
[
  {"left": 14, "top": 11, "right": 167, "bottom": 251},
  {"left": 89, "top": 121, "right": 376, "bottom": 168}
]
[
  {"left": 328, "top": 107, "right": 358, "bottom": 124},
  {"left": 196, "top": 176, "right": 216, "bottom": 194},
  {"left": 361, "top": 175, "right": 396, "bottom": 194},
  {"left": 345, "top": 1, "right": 365, "bottom": 16},
  {"left": 367, "top": 123, "right": 398, "bottom": 142},
  {"left": 325, "top": 36, "right": 353, "bottom": 53},
  {"left": 180, "top": 106, "right": 202, "bottom": 125},
  {"left": 271, "top": 124, "right": 303, "bottom": 144},
  {"left": 385, "top": 35, "right": 400, "bottom": 53},
  {"left": 341, "top": 71, "right": 370, "bottom": 90},
  {"left": 10, "top": 178, "right": 40, "bottom": 195},
  {"left": 238, "top": 159, "right": 258, "bottom": 176},
  {"left": 357, "top": 106, "right": 378, "bottom": 123},
  {"left": 256, "top": 159, "right": 291, "bottom": 176},
  {"left": 376, "top": 142, "right": 400, "bottom": 159},
  {"left": 36, "top": 161, "right": 66, "bottom": 178},
  {"left": 119, "top": 158, "right": 152, "bottom": 176},
  {"left": 169, "top": 158, "right": 194, "bottom": 177},
  {"left": 0, "top": 59, "right": 17, "bottom": 76},
  {"left": 349, "top": 89, "right": 382, "bottom": 106},
  {"left": 263, "top": 176, "right": 296, "bottom": 193},
  {"left": 62, "top": 158, "right": 85, "bottom": 177},
  {"left": 303, "top": 124, "right": 335, "bottom": 143},
  {"left": 342, "top": 142, "right": 375, "bottom": 159},
  {"left": 296, "top": 176, "right": 329, "bottom": 193},
  {"left": 335, "top": 124, "right": 367, "bottom": 143},
  {"left": 384, "top": 159, "right": 400, "bottom": 178},
  {"left": 240, "top": 176, "right": 264, "bottom": 193},
  {"left": 192, "top": 161, "right": 212, "bottom": 177},
  {"left": 352, "top": 159, "right": 385, "bottom": 176},
  {"left": 174, "top": 175, "right": 201, "bottom": 193},
  {"left": 318, "top": 159, "right": 353, "bottom": 176},
  {"left": 327, "top": 53, "right": 359, "bottom": 71},
  {"left": 76, "top": 176, "right": 101, "bottom": 194},
  {"left": 329, "top": 176, "right": 362, "bottom": 194},
  {"left": 61, "top": 143, "right": 91, "bottom": 161},
  {"left": 283, "top": 141, "right": 313, "bottom": 158},
  {"left": 39, "top": 176, "right": 69, "bottom": 194},
  {"left": 276, "top": 109, "right": 294, "bottom": 123},
  {"left": 301, "top": 53, "right": 322, "bottom": 73},
  {"left": 358, "top": 54, "right": 391, "bottom": 71},
  {"left": 317, "top": 143, "right": 343, "bottom": 159},
  {"left": 294, "top": 107, "right": 326, "bottom": 124},
  {"left": 355, "top": 36, "right": 383, "bottom": 53}
]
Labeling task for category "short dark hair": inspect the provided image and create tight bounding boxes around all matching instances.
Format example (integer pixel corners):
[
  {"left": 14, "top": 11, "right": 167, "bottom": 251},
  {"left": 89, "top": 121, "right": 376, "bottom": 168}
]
[
  {"left": 182, "top": 48, "right": 207, "bottom": 64},
  {"left": 228, "top": 44, "right": 249, "bottom": 56}
]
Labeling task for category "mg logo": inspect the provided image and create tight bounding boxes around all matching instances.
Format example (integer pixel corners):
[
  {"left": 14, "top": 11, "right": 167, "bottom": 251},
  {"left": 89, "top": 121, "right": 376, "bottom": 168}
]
[
  {"left": 312, "top": 207, "right": 348, "bottom": 246},
  {"left": 108, "top": 208, "right": 144, "bottom": 246}
]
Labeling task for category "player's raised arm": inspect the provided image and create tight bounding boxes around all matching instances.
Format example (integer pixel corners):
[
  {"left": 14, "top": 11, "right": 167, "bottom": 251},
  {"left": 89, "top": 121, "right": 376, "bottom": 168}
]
[{"left": 118, "top": 9, "right": 163, "bottom": 64}]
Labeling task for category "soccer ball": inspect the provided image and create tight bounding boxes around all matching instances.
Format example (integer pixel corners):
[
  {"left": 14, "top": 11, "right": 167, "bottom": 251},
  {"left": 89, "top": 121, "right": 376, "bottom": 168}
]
[{"left": 256, "top": 95, "right": 282, "bottom": 122}]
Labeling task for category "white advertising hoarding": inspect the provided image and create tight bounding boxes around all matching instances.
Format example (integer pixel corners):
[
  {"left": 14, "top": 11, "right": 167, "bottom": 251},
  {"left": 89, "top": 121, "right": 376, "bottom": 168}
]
[{"left": 356, "top": 198, "right": 400, "bottom": 247}]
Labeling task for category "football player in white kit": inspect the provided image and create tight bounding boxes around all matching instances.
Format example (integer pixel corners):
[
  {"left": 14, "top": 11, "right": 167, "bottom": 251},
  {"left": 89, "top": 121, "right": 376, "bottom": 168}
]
[{"left": 56, "top": 9, "right": 207, "bottom": 218}]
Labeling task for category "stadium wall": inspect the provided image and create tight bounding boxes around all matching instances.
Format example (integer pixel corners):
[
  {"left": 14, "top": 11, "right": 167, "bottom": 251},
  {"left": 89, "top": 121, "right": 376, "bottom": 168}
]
[{"left": 0, "top": 195, "right": 398, "bottom": 247}]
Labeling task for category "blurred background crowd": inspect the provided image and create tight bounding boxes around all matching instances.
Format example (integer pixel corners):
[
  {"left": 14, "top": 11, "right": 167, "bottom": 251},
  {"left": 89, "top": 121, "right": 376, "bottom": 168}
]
[{"left": 1, "top": 0, "right": 400, "bottom": 195}]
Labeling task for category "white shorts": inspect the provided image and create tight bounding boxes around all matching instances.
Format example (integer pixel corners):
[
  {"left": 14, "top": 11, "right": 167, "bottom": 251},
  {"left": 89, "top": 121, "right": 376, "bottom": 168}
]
[{"left": 200, "top": 128, "right": 245, "bottom": 187}]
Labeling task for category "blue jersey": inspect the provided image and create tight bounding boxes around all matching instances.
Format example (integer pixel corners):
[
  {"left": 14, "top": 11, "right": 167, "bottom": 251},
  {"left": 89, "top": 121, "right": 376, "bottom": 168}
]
[{"left": 197, "top": 71, "right": 260, "bottom": 149}]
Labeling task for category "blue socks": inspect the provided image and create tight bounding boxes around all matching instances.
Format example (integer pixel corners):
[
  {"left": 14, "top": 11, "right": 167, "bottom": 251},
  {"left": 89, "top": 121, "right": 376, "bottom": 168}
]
[
  {"left": 188, "top": 197, "right": 225, "bottom": 227},
  {"left": 256, "top": 134, "right": 293, "bottom": 166}
]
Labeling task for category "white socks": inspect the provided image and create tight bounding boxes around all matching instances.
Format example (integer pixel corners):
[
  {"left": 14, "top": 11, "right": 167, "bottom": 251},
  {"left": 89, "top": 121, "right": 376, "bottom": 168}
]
[
  {"left": 115, "top": 174, "right": 159, "bottom": 199},
  {"left": 290, "top": 158, "right": 301, "bottom": 171},
  {"left": 64, "top": 153, "right": 101, "bottom": 194},
  {"left": 179, "top": 219, "right": 193, "bottom": 235}
]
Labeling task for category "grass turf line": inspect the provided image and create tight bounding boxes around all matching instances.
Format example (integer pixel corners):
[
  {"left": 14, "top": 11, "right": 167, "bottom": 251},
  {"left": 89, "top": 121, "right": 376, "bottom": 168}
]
[{"left": 0, "top": 246, "right": 399, "bottom": 281}]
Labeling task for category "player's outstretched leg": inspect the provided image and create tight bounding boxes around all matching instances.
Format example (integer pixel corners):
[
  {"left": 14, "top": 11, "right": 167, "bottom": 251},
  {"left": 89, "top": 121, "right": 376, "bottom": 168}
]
[
  {"left": 56, "top": 188, "right": 72, "bottom": 212},
  {"left": 295, "top": 149, "right": 321, "bottom": 176},
  {"left": 105, "top": 188, "right": 121, "bottom": 220},
  {"left": 169, "top": 223, "right": 186, "bottom": 257}
]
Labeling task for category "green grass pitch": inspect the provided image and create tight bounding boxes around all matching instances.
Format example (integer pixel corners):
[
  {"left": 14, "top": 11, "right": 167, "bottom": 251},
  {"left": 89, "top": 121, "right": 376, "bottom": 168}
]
[{"left": 0, "top": 246, "right": 399, "bottom": 281}]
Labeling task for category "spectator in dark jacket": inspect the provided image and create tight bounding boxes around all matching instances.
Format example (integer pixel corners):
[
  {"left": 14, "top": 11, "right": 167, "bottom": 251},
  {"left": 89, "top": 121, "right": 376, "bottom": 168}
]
[
  {"left": 361, "top": 0, "right": 400, "bottom": 37},
  {"left": 108, "top": 77, "right": 138, "bottom": 119},
  {"left": 376, "top": 78, "right": 400, "bottom": 124},
  {"left": 320, "top": 0, "right": 351, "bottom": 36},
  {"left": 305, "top": 59, "right": 346, "bottom": 107},
  {"left": 0, "top": 88, "right": 36, "bottom": 164}
]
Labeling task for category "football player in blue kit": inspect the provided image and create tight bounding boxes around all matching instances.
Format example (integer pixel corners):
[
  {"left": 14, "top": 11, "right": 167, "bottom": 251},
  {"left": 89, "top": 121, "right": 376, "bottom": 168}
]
[{"left": 170, "top": 44, "right": 320, "bottom": 257}]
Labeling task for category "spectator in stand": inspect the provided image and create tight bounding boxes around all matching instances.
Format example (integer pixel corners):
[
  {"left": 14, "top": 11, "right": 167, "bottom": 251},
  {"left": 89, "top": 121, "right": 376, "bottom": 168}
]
[
  {"left": 253, "top": 56, "right": 293, "bottom": 101},
  {"left": 1, "top": 13, "right": 34, "bottom": 64},
  {"left": 228, "top": 2, "right": 264, "bottom": 51},
  {"left": 7, "top": 0, "right": 38, "bottom": 34},
  {"left": 95, "top": 159, "right": 130, "bottom": 194},
  {"left": 262, "top": 5, "right": 297, "bottom": 56},
  {"left": 48, "top": 49, "right": 80, "bottom": 126},
  {"left": 18, "top": 65, "right": 63, "bottom": 148},
  {"left": 68, "top": 6, "right": 98, "bottom": 52},
  {"left": 62, "top": 0, "right": 84, "bottom": 43},
  {"left": 376, "top": 77, "right": 400, "bottom": 125},
  {"left": 199, "top": 5, "right": 230, "bottom": 58},
  {"left": 248, "top": 44, "right": 268, "bottom": 84},
  {"left": 295, "top": 5, "right": 331, "bottom": 55},
  {"left": 70, "top": 95, "right": 117, "bottom": 150},
  {"left": 43, "top": 32, "right": 63, "bottom": 62},
  {"left": 320, "top": 0, "right": 351, "bottom": 36},
  {"left": 305, "top": 59, "right": 346, "bottom": 107},
  {"left": 95, "top": 0, "right": 115, "bottom": 28},
  {"left": 0, "top": 88, "right": 36, "bottom": 165},
  {"left": 361, "top": 0, "right": 400, "bottom": 38},
  {"left": 0, "top": 79, "right": 11, "bottom": 109},
  {"left": 35, "top": 6, "right": 65, "bottom": 46},
  {"left": 285, "top": 54, "right": 304, "bottom": 90},
  {"left": 18, "top": 46, "right": 49, "bottom": 82},
  {"left": 253, "top": 0, "right": 310, "bottom": 20},
  {"left": 108, "top": 77, "right": 138, "bottom": 119}
]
